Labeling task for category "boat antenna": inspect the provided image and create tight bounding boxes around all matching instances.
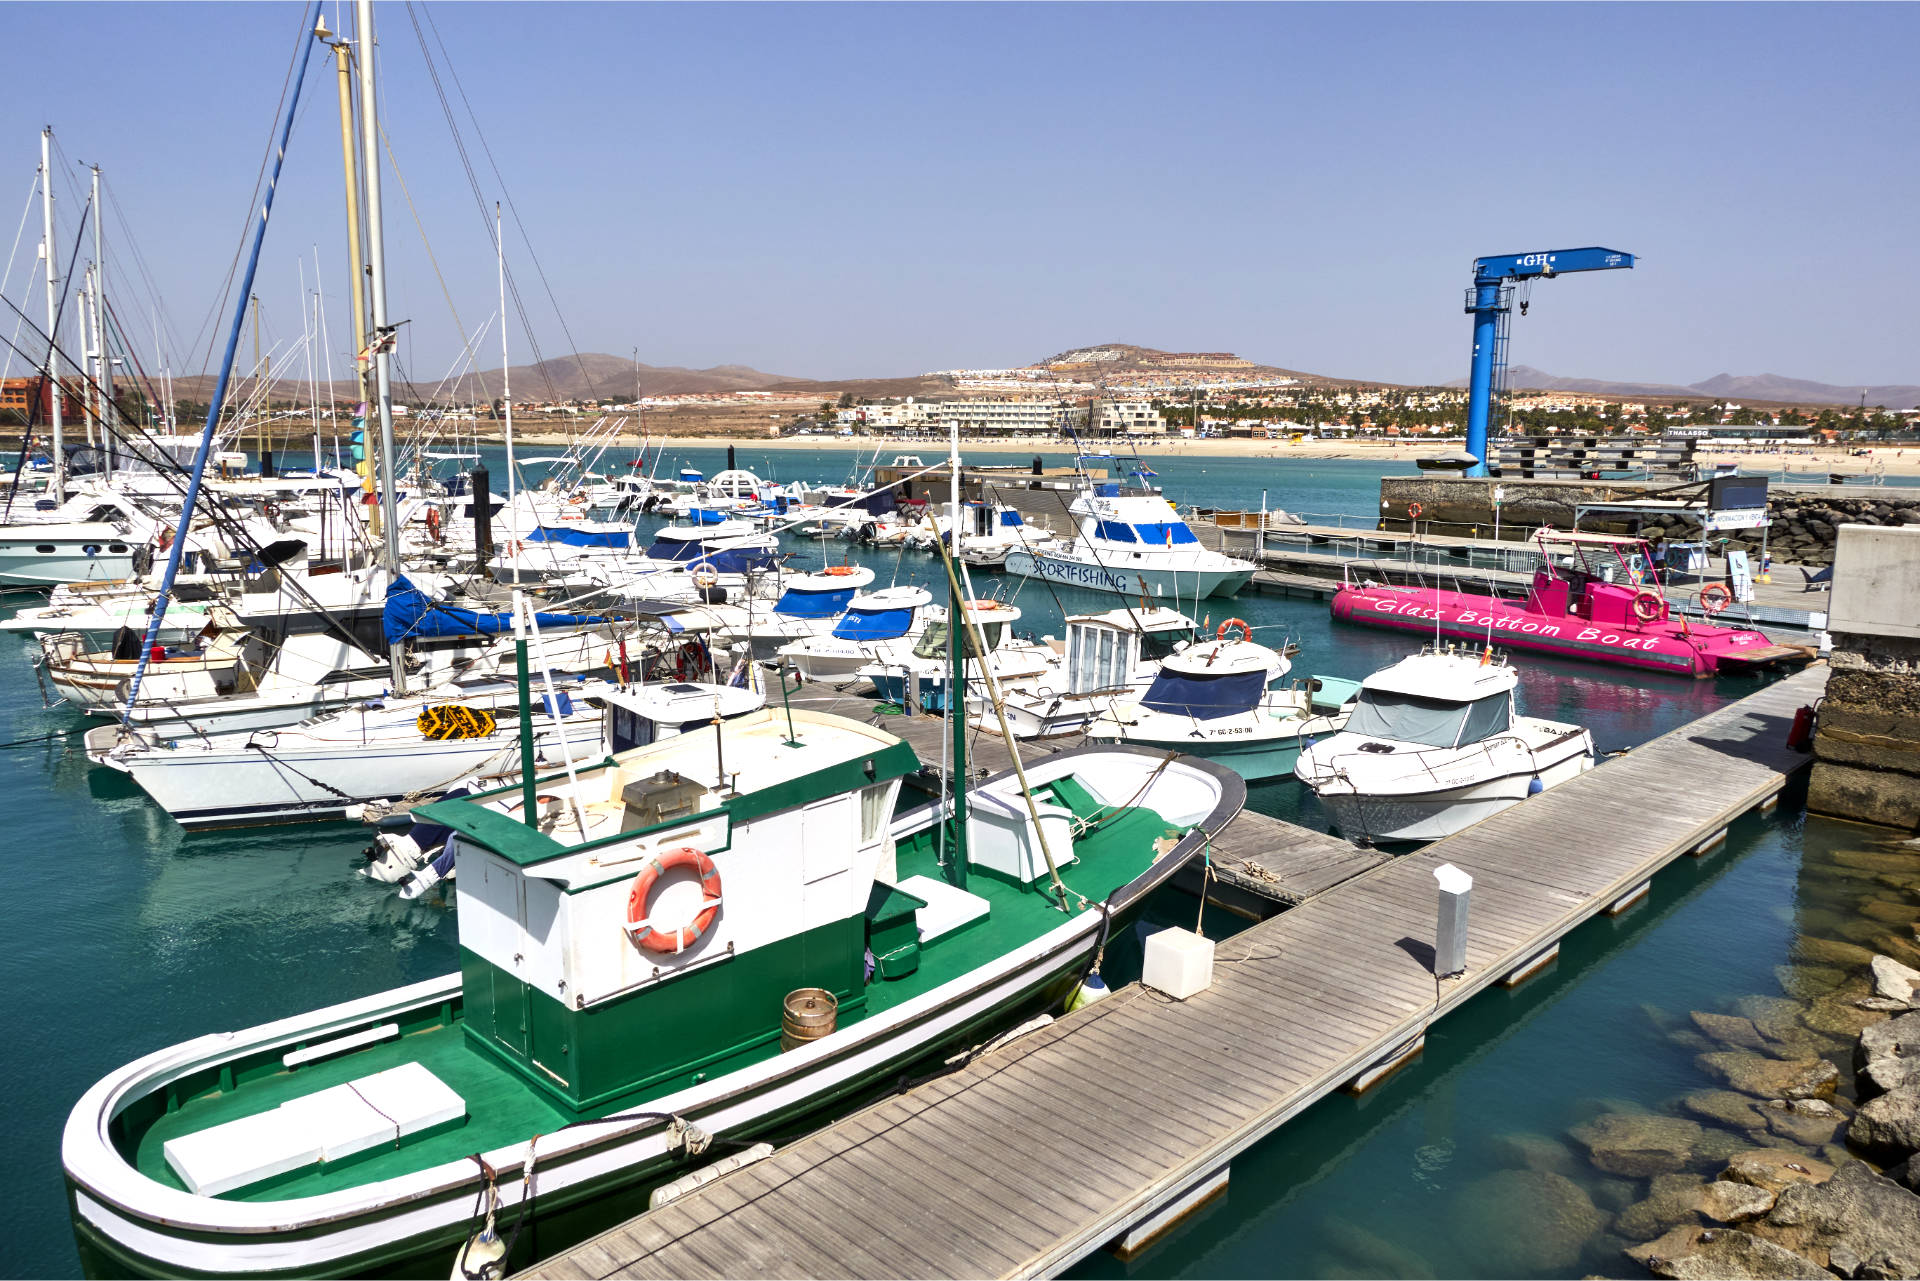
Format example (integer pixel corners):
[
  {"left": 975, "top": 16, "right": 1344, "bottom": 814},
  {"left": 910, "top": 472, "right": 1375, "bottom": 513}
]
[{"left": 121, "top": 0, "right": 325, "bottom": 725}]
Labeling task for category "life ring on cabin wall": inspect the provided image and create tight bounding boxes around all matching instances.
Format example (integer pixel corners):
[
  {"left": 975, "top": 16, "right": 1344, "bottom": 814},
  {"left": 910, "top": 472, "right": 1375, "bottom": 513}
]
[
  {"left": 1217, "top": 617, "right": 1252, "bottom": 642},
  {"left": 625, "top": 847, "right": 723, "bottom": 954},
  {"left": 1407, "top": 502, "right": 1424, "bottom": 520},
  {"left": 1699, "top": 583, "right": 1732, "bottom": 615},
  {"left": 690, "top": 563, "right": 720, "bottom": 590},
  {"left": 1630, "top": 590, "right": 1664, "bottom": 623}
]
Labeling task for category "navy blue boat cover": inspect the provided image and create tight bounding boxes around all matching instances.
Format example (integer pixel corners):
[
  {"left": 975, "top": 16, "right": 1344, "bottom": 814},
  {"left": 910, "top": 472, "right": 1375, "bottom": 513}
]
[
  {"left": 1138, "top": 669, "right": 1266, "bottom": 720},
  {"left": 833, "top": 606, "right": 914, "bottom": 641},
  {"left": 383, "top": 575, "right": 606, "bottom": 643}
]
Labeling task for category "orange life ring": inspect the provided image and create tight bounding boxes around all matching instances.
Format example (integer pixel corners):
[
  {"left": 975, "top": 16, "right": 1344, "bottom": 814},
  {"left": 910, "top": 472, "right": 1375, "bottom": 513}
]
[
  {"left": 1217, "top": 617, "right": 1252, "bottom": 642},
  {"left": 424, "top": 506, "right": 443, "bottom": 542},
  {"left": 1407, "top": 502, "right": 1424, "bottom": 520},
  {"left": 966, "top": 598, "right": 1005, "bottom": 611},
  {"left": 821, "top": 564, "right": 858, "bottom": 576},
  {"left": 624, "top": 847, "right": 723, "bottom": 954},
  {"left": 1699, "top": 583, "right": 1732, "bottom": 615},
  {"left": 1631, "top": 589, "right": 1663, "bottom": 622}
]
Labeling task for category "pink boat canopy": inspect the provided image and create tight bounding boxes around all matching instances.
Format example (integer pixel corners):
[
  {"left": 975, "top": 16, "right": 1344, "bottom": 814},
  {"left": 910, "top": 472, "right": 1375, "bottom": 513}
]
[{"left": 1331, "top": 532, "right": 1812, "bottom": 679}]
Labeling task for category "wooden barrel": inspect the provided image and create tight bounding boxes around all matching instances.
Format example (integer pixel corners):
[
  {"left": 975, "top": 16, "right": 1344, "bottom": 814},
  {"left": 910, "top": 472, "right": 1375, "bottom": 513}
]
[{"left": 780, "top": 988, "right": 837, "bottom": 1052}]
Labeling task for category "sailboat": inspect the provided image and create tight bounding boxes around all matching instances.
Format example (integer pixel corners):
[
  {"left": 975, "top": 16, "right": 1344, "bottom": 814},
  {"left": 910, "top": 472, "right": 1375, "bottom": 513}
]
[{"left": 63, "top": 319, "right": 1245, "bottom": 1277}]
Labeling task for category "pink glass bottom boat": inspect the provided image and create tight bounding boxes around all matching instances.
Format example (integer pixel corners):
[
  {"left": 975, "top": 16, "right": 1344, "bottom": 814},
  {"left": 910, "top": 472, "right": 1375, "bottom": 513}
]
[{"left": 1330, "top": 531, "right": 1813, "bottom": 679}]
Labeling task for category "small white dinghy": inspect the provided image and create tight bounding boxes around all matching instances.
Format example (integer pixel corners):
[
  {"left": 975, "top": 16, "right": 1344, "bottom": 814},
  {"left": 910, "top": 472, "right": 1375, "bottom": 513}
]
[{"left": 1295, "top": 645, "right": 1594, "bottom": 843}]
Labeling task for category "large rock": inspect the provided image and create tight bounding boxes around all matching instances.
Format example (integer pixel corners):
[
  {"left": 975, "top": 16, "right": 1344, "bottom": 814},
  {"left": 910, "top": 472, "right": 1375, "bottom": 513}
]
[
  {"left": 1739, "top": 995, "right": 1843, "bottom": 1055},
  {"left": 1762, "top": 1160, "right": 1920, "bottom": 1278},
  {"left": 1699, "top": 1180, "right": 1776, "bottom": 1224},
  {"left": 1764, "top": 1099, "right": 1849, "bottom": 1148},
  {"left": 1803, "top": 990, "right": 1891, "bottom": 1039},
  {"left": 1628, "top": 1226, "right": 1832, "bottom": 1279},
  {"left": 1698, "top": 1051, "right": 1840, "bottom": 1101},
  {"left": 1861, "top": 899, "right": 1920, "bottom": 927},
  {"left": 1569, "top": 1112, "right": 1704, "bottom": 1177},
  {"left": 1694, "top": 1011, "right": 1773, "bottom": 1053},
  {"left": 1871, "top": 955, "right": 1920, "bottom": 1005},
  {"left": 1315, "top": 1213, "right": 1436, "bottom": 1280},
  {"left": 1682, "top": 1089, "right": 1772, "bottom": 1135},
  {"left": 1847, "top": 1083, "right": 1920, "bottom": 1160},
  {"left": 1778, "top": 964, "right": 1850, "bottom": 1000},
  {"left": 1723, "top": 1149, "right": 1837, "bottom": 1194},
  {"left": 1449, "top": 1168, "right": 1608, "bottom": 1275},
  {"left": 1857, "top": 1010, "right": 1920, "bottom": 1095},
  {"left": 1795, "top": 935, "right": 1879, "bottom": 969},
  {"left": 1486, "top": 1130, "right": 1581, "bottom": 1178},
  {"left": 1616, "top": 1173, "right": 1709, "bottom": 1242}
]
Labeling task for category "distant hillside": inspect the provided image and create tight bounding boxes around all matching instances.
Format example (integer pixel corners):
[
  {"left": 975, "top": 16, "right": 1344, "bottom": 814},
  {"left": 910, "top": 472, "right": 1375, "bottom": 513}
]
[
  {"left": 1451, "top": 365, "right": 1920, "bottom": 409},
  {"left": 172, "top": 352, "right": 803, "bottom": 405}
]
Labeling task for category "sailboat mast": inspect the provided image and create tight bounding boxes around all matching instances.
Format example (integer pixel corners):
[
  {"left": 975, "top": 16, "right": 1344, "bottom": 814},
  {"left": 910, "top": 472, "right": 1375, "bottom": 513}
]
[
  {"left": 39, "top": 127, "right": 66, "bottom": 504},
  {"left": 354, "top": 0, "right": 407, "bottom": 695},
  {"left": 946, "top": 415, "right": 967, "bottom": 885},
  {"left": 90, "top": 165, "right": 113, "bottom": 478},
  {"left": 498, "top": 204, "right": 517, "bottom": 585},
  {"left": 321, "top": 21, "right": 372, "bottom": 506}
]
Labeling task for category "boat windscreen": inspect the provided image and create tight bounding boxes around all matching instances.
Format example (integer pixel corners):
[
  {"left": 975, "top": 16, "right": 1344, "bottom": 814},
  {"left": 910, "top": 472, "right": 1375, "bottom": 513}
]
[
  {"left": 1346, "top": 689, "right": 1511, "bottom": 748},
  {"left": 1138, "top": 668, "right": 1267, "bottom": 720}
]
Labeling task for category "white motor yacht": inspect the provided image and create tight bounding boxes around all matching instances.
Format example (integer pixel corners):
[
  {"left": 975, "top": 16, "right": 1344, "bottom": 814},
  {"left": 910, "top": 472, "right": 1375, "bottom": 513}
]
[
  {"left": 1003, "top": 486, "right": 1253, "bottom": 601},
  {"left": 776, "top": 584, "right": 935, "bottom": 681}
]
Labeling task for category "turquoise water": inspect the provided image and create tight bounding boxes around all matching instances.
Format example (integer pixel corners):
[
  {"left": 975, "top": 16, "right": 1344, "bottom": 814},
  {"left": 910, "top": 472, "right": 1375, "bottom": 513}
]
[{"left": 0, "top": 453, "right": 1829, "bottom": 1278}]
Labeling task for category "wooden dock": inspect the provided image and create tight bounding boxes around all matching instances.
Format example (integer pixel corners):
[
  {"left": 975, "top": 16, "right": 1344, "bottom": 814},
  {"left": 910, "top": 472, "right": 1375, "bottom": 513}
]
[{"left": 524, "top": 666, "right": 1828, "bottom": 1281}]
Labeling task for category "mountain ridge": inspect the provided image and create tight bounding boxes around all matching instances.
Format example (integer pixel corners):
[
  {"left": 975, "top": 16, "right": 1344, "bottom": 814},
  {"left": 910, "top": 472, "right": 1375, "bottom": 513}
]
[{"left": 1448, "top": 365, "right": 1920, "bottom": 409}]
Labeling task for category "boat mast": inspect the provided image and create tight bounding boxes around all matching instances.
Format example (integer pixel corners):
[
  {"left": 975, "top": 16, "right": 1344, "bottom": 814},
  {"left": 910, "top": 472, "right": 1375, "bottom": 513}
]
[
  {"left": 354, "top": 0, "right": 407, "bottom": 694},
  {"left": 498, "top": 203, "right": 518, "bottom": 584},
  {"left": 945, "top": 416, "right": 967, "bottom": 886},
  {"left": 319, "top": 16, "right": 372, "bottom": 508},
  {"left": 79, "top": 265, "right": 98, "bottom": 447},
  {"left": 39, "top": 127, "right": 66, "bottom": 504},
  {"left": 89, "top": 165, "right": 113, "bottom": 478}
]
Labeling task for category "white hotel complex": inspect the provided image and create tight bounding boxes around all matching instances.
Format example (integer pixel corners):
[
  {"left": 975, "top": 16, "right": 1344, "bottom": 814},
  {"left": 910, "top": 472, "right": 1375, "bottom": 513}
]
[{"left": 836, "top": 397, "right": 1166, "bottom": 437}]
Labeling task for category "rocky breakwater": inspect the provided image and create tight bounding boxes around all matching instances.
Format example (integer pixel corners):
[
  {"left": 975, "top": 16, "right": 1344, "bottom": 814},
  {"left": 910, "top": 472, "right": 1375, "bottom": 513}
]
[
  {"left": 1809, "top": 525, "right": 1920, "bottom": 831},
  {"left": 1468, "top": 830, "right": 1920, "bottom": 1278},
  {"left": 1376, "top": 477, "right": 1920, "bottom": 567}
]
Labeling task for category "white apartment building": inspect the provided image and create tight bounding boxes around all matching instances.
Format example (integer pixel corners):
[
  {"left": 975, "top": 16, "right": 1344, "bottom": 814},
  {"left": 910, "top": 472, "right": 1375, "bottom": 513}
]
[{"left": 1093, "top": 400, "right": 1166, "bottom": 435}]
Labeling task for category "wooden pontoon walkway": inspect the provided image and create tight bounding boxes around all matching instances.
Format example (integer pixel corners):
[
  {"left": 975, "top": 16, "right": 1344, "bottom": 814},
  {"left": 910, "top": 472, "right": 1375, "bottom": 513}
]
[{"left": 524, "top": 667, "right": 1829, "bottom": 1280}]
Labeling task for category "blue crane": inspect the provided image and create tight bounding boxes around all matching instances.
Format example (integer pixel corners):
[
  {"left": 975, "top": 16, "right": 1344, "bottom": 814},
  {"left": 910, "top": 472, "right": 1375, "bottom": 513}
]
[{"left": 1462, "top": 247, "right": 1634, "bottom": 477}]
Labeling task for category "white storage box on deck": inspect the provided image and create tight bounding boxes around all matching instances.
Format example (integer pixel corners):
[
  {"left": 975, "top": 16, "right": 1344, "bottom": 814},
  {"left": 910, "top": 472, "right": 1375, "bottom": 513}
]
[
  {"left": 897, "top": 874, "right": 991, "bottom": 941},
  {"left": 163, "top": 1061, "right": 465, "bottom": 1197},
  {"left": 1142, "top": 927, "right": 1215, "bottom": 1001}
]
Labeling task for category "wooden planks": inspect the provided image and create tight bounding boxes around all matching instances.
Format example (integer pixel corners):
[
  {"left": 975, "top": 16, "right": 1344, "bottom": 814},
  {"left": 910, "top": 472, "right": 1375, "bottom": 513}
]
[
  {"left": 1200, "top": 809, "right": 1387, "bottom": 907},
  {"left": 523, "top": 667, "right": 1829, "bottom": 1281}
]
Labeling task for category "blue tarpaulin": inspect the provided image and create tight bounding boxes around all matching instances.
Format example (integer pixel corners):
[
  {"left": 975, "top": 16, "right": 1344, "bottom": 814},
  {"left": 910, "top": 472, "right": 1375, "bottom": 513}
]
[
  {"left": 641, "top": 538, "right": 775, "bottom": 572},
  {"left": 775, "top": 585, "right": 859, "bottom": 619},
  {"left": 1138, "top": 669, "right": 1267, "bottom": 720},
  {"left": 525, "top": 525, "right": 631, "bottom": 549},
  {"left": 382, "top": 575, "right": 606, "bottom": 644},
  {"left": 833, "top": 606, "right": 914, "bottom": 641}
]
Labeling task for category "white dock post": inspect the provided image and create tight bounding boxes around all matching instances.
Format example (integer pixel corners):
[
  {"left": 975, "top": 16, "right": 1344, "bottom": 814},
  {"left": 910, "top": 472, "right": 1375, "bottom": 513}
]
[{"left": 1433, "top": 863, "right": 1472, "bottom": 978}]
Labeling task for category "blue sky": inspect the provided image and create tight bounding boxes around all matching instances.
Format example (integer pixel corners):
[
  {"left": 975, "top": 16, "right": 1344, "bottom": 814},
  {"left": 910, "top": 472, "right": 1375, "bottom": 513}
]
[{"left": 4, "top": 2, "right": 1914, "bottom": 388}]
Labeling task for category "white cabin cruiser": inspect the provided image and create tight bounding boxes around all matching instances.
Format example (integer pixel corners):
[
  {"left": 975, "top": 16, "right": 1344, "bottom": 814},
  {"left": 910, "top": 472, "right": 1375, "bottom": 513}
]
[
  {"left": 1086, "top": 627, "right": 1361, "bottom": 781},
  {"left": 982, "top": 606, "right": 1197, "bottom": 740},
  {"left": 776, "top": 584, "right": 935, "bottom": 681},
  {"left": 1295, "top": 646, "right": 1594, "bottom": 843},
  {"left": 856, "top": 600, "right": 1052, "bottom": 712},
  {"left": 709, "top": 565, "right": 874, "bottom": 658},
  {"left": 1003, "top": 487, "right": 1253, "bottom": 601}
]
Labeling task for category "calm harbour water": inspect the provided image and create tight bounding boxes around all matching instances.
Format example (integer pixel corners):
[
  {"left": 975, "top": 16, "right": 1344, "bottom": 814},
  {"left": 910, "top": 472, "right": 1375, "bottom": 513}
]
[{"left": 2, "top": 452, "right": 1887, "bottom": 1279}]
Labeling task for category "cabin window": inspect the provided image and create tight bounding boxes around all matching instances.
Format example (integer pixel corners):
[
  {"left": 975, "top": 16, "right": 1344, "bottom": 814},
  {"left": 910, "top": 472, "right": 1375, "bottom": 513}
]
[
  {"left": 1132, "top": 522, "right": 1198, "bottom": 546},
  {"left": 35, "top": 544, "right": 54, "bottom": 554},
  {"left": 1345, "top": 689, "right": 1512, "bottom": 749},
  {"left": 1141, "top": 628, "right": 1187, "bottom": 663},
  {"left": 912, "top": 620, "right": 999, "bottom": 660},
  {"left": 1094, "top": 520, "right": 1136, "bottom": 543},
  {"left": 859, "top": 784, "right": 890, "bottom": 844}
]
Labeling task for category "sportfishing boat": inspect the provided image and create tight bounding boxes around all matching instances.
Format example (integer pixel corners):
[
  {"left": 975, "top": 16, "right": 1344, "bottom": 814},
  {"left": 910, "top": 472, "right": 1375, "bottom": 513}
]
[
  {"left": 1085, "top": 626, "right": 1360, "bottom": 781},
  {"left": 1331, "top": 531, "right": 1813, "bottom": 678},
  {"left": 855, "top": 600, "right": 1053, "bottom": 711},
  {"left": 1295, "top": 645, "right": 1594, "bottom": 843},
  {"left": 1004, "top": 486, "right": 1254, "bottom": 601},
  {"left": 776, "top": 585, "right": 935, "bottom": 681},
  {"left": 982, "top": 606, "right": 1198, "bottom": 740},
  {"left": 63, "top": 678, "right": 1242, "bottom": 1281}
]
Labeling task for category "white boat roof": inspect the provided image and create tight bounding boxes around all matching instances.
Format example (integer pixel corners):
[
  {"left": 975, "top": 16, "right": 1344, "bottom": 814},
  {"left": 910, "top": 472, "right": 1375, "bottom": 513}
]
[
  {"left": 783, "top": 566, "right": 876, "bottom": 591},
  {"left": 1361, "top": 649, "right": 1517, "bottom": 700},
  {"left": 598, "top": 681, "right": 764, "bottom": 722},
  {"left": 1161, "top": 638, "right": 1287, "bottom": 678},
  {"left": 1067, "top": 606, "right": 1194, "bottom": 634},
  {"left": 850, "top": 585, "right": 932, "bottom": 610},
  {"left": 959, "top": 599, "right": 1020, "bottom": 624}
]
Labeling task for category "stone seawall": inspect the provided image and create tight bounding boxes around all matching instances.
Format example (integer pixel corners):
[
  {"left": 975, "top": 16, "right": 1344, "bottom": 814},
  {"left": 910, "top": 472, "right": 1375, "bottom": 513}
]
[
  {"left": 1808, "top": 631, "right": 1920, "bottom": 830},
  {"left": 1377, "top": 477, "right": 1920, "bottom": 567}
]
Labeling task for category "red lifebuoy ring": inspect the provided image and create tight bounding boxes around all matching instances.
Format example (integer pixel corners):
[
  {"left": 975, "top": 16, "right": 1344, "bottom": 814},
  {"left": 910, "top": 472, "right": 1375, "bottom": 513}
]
[
  {"left": 1216, "top": 617, "right": 1252, "bottom": 642},
  {"left": 424, "top": 506, "right": 443, "bottom": 543},
  {"left": 625, "top": 847, "right": 723, "bottom": 954},
  {"left": 1699, "top": 583, "right": 1732, "bottom": 615},
  {"left": 1631, "top": 589, "right": 1663, "bottom": 623},
  {"left": 674, "top": 640, "right": 709, "bottom": 682},
  {"left": 1407, "top": 502, "right": 1424, "bottom": 520}
]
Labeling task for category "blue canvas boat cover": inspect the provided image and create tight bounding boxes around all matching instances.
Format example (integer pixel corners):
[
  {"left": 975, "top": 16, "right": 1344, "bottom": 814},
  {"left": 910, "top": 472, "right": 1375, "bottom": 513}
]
[
  {"left": 382, "top": 575, "right": 606, "bottom": 643},
  {"left": 525, "top": 525, "right": 631, "bottom": 549},
  {"left": 833, "top": 606, "right": 914, "bottom": 641},
  {"left": 1138, "top": 669, "right": 1266, "bottom": 720},
  {"left": 775, "top": 585, "right": 859, "bottom": 619}
]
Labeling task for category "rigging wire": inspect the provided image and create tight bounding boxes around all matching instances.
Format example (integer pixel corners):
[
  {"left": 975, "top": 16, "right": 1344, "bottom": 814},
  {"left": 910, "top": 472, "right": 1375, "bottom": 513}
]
[{"left": 0, "top": 172, "right": 43, "bottom": 387}]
